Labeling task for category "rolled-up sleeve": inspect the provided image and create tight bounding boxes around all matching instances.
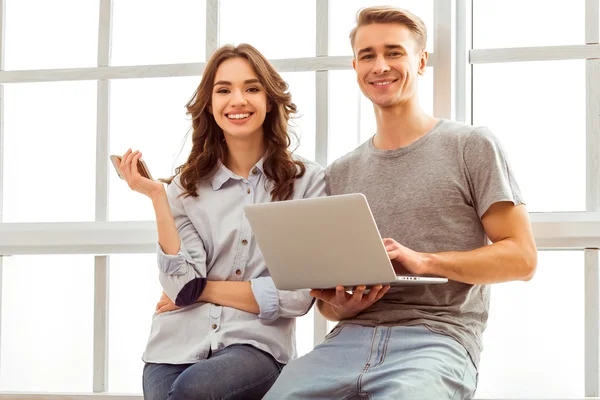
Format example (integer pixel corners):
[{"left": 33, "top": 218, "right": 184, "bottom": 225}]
[
  {"left": 250, "top": 276, "right": 314, "bottom": 320},
  {"left": 157, "top": 178, "right": 208, "bottom": 304}
]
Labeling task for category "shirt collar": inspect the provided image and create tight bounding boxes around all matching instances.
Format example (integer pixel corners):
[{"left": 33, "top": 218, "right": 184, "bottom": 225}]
[{"left": 210, "top": 158, "right": 265, "bottom": 191}]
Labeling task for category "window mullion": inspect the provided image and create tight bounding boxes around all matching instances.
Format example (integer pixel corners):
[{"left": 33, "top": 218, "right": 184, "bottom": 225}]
[{"left": 93, "top": 0, "right": 113, "bottom": 393}]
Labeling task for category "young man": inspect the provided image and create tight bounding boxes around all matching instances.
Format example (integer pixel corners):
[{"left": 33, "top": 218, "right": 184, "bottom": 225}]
[{"left": 264, "top": 6, "right": 537, "bottom": 399}]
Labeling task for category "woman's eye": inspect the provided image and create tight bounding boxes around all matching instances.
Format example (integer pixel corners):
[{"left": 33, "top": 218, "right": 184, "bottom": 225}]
[
  {"left": 216, "top": 88, "right": 229, "bottom": 94},
  {"left": 247, "top": 87, "right": 260, "bottom": 93}
]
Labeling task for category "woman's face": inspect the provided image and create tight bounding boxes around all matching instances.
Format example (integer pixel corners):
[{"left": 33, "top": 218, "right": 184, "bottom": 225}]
[{"left": 210, "top": 57, "right": 270, "bottom": 142}]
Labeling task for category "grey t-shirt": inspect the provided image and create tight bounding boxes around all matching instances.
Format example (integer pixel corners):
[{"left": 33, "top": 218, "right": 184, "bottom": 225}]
[{"left": 325, "top": 119, "right": 524, "bottom": 368}]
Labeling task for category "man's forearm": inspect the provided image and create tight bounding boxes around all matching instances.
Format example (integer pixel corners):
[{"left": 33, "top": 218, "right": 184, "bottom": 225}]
[
  {"left": 198, "top": 281, "right": 260, "bottom": 314},
  {"left": 424, "top": 238, "right": 537, "bottom": 285}
]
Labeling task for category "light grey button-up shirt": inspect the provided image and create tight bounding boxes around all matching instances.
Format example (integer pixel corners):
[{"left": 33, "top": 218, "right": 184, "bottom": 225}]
[{"left": 142, "top": 156, "right": 326, "bottom": 365}]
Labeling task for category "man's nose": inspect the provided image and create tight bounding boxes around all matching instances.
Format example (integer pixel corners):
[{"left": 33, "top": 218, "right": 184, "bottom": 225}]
[{"left": 373, "top": 56, "right": 391, "bottom": 74}]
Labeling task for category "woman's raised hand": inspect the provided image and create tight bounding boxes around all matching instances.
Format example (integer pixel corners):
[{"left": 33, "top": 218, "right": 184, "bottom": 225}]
[{"left": 117, "top": 149, "right": 165, "bottom": 199}]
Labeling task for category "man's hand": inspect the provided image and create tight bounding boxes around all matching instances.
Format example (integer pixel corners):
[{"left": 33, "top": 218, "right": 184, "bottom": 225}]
[
  {"left": 310, "top": 285, "right": 390, "bottom": 320},
  {"left": 383, "top": 238, "right": 430, "bottom": 275},
  {"left": 155, "top": 291, "right": 181, "bottom": 314}
]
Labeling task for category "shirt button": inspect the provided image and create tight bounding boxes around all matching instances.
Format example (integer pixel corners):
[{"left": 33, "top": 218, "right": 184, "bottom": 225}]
[
  {"left": 242, "top": 239, "right": 248, "bottom": 245},
  {"left": 235, "top": 269, "right": 242, "bottom": 275},
  {"left": 212, "top": 324, "right": 217, "bottom": 329},
  {"left": 252, "top": 167, "right": 258, "bottom": 174},
  {"left": 246, "top": 188, "right": 251, "bottom": 194}
]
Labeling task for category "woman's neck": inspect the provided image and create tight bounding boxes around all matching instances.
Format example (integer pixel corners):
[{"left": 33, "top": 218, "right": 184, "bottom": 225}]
[{"left": 223, "top": 135, "right": 266, "bottom": 179}]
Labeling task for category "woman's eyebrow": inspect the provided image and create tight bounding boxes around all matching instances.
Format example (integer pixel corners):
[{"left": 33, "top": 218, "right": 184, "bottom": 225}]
[{"left": 214, "top": 79, "right": 261, "bottom": 87}]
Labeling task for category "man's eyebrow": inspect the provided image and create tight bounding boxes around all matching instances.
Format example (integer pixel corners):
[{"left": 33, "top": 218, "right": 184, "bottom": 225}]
[
  {"left": 213, "top": 79, "right": 261, "bottom": 87},
  {"left": 357, "top": 44, "right": 407, "bottom": 56},
  {"left": 357, "top": 46, "right": 374, "bottom": 56},
  {"left": 385, "top": 44, "right": 406, "bottom": 52}
]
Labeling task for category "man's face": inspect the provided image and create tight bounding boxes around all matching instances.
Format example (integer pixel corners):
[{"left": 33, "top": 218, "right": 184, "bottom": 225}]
[{"left": 352, "top": 23, "right": 427, "bottom": 109}]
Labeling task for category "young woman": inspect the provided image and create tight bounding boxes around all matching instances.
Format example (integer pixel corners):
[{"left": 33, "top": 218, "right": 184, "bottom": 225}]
[{"left": 116, "top": 43, "right": 325, "bottom": 400}]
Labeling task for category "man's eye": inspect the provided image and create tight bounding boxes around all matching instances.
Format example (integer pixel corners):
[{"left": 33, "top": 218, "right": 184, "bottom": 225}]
[{"left": 361, "top": 54, "right": 374, "bottom": 60}]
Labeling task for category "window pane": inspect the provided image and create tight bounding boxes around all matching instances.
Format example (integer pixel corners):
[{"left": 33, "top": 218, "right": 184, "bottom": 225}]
[
  {"left": 329, "top": 70, "right": 360, "bottom": 163},
  {"left": 108, "top": 254, "right": 162, "bottom": 393},
  {"left": 4, "top": 0, "right": 98, "bottom": 70},
  {"left": 473, "top": 60, "right": 585, "bottom": 212},
  {"left": 475, "top": 251, "right": 584, "bottom": 398},
  {"left": 108, "top": 77, "right": 198, "bottom": 221},
  {"left": 3, "top": 82, "right": 97, "bottom": 222},
  {"left": 296, "top": 309, "right": 315, "bottom": 357},
  {"left": 0, "top": 255, "right": 94, "bottom": 392},
  {"left": 219, "top": 0, "right": 315, "bottom": 59},
  {"left": 111, "top": 0, "right": 206, "bottom": 66},
  {"left": 328, "top": 68, "right": 433, "bottom": 163},
  {"left": 329, "top": 0, "right": 434, "bottom": 56},
  {"left": 283, "top": 72, "right": 316, "bottom": 162},
  {"left": 473, "top": 0, "right": 585, "bottom": 48}
]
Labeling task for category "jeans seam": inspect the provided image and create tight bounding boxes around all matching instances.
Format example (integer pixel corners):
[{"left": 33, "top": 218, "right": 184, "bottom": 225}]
[
  {"left": 223, "top": 366, "right": 281, "bottom": 400},
  {"left": 373, "top": 327, "right": 391, "bottom": 368},
  {"left": 355, "top": 327, "right": 378, "bottom": 395},
  {"left": 450, "top": 355, "right": 471, "bottom": 400}
]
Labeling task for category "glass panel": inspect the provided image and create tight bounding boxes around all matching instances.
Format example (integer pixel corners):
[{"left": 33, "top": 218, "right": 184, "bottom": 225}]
[
  {"left": 296, "top": 309, "right": 315, "bottom": 357},
  {"left": 0, "top": 255, "right": 94, "bottom": 392},
  {"left": 328, "top": 68, "right": 433, "bottom": 164},
  {"left": 220, "top": 0, "right": 315, "bottom": 59},
  {"left": 328, "top": 70, "right": 361, "bottom": 163},
  {"left": 111, "top": 0, "right": 206, "bottom": 66},
  {"left": 108, "top": 77, "right": 198, "bottom": 221},
  {"left": 3, "top": 82, "right": 97, "bottom": 222},
  {"left": 4, "top": 0, "right": 98, "bottom": 70},
  {"left": 329, "top": 0, "right": 434, "bottom": 56},
  {"left": 475, "top": 251, "right": 584, "bottom": 398},
  {"left": 108, "top": 254, "right": 162, "bottom": 393},
  {"left": 282, "top": 72, "right": 316, "bottom": 162},
  {"left": 473, "top": 0, "right": 585, "bottom": 48},
  {"left": 473, "top": 60, "right": 585, "bottom": 212}
]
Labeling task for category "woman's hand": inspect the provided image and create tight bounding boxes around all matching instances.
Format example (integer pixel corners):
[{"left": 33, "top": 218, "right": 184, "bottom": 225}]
[
  {"left": 156, "top": 291, "right": 181, "bottom": 314},
  {"left": 117, "top": 149, "right": 165, "bottom": 199}
]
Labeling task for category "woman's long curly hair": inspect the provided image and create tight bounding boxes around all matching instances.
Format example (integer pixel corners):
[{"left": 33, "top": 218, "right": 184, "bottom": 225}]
[{"left": 162, "top": 43, "right": 305, "bottom": 201}]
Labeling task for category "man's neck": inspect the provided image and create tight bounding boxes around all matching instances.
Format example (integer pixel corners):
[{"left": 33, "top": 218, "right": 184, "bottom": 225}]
[
  {"left": 224, "top": 136, "right": 266, "bottom": 179},
  {"left": 372, "top": 100, "right": 438, "bottom": 150}
]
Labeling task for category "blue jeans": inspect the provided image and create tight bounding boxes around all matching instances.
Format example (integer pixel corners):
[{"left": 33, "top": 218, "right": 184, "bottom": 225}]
[
  {"left": 264, "top": 324, "right": 478, "bottom": 400},
  {"left": 143, "top": 344, "right": 283, "bottom": 400}
]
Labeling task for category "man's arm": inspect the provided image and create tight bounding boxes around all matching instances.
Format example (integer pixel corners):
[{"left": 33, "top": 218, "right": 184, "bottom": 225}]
[
  {"left": 386, "top": 201, "right": 537, "bottom": 285},
  {"left": 311, "top": 285, "right": 390, "bottom": 322}
]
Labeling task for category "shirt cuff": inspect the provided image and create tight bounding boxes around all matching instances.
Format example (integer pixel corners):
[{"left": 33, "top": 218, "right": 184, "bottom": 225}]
[
  {"left": 156, "top": 240, "right": 194, "bottom": 275},
  {"left": 250, "top": 277, "right": 280, "bottom": 320}
]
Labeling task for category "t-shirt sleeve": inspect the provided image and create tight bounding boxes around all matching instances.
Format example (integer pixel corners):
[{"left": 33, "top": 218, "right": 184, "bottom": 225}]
[{"left": 463, "top": 127, "right": 525, "bottom": 218}]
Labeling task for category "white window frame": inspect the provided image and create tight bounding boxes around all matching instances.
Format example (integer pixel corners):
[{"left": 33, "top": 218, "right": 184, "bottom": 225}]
[{"left": 0, "top": 1, "right": 599, "bottom": 398}]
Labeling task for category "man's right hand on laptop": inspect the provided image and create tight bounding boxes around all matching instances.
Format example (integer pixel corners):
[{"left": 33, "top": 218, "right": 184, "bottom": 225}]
[{"left": 310, "top": 285, "right": 390, "bottom": 321}]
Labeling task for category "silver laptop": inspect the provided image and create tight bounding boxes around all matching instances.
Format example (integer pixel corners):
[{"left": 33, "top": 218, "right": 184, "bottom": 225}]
[{"left": 244, "top": 193, "right": 447, "bottom": 290}]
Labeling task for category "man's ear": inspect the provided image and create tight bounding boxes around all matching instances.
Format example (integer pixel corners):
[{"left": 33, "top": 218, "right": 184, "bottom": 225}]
[{"left": 418, "top": 50, "right": 429, "bottom": 75}]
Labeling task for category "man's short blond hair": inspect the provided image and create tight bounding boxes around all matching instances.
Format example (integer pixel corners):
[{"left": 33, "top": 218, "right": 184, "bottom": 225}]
[{"left": 349, "top": 6, "right": 428, "bottom": 53}]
